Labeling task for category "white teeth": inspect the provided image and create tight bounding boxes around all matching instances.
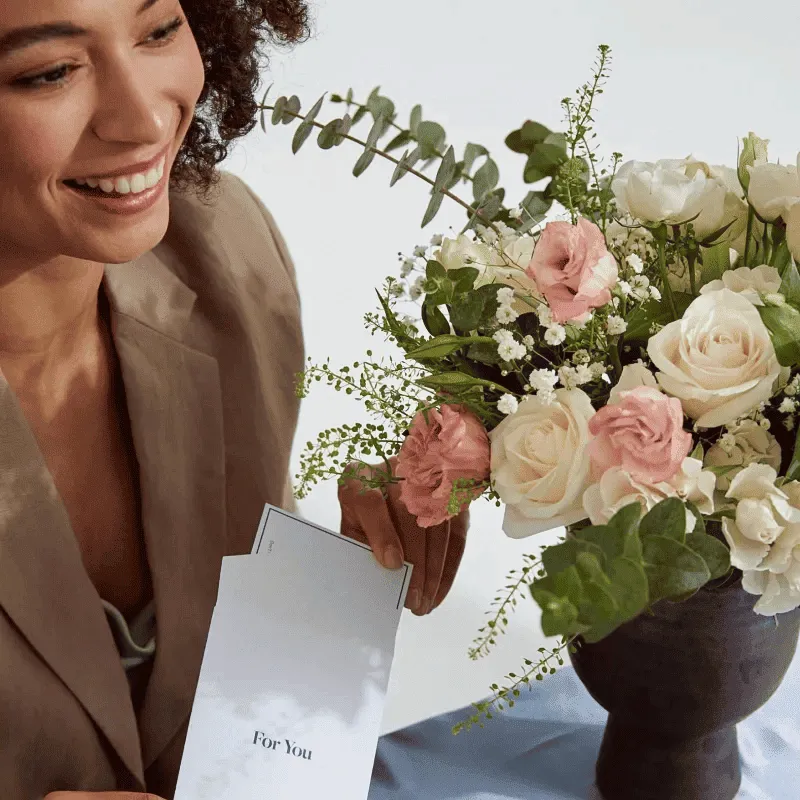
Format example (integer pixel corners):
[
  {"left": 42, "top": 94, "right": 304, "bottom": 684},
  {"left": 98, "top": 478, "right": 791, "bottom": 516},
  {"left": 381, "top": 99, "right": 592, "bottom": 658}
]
[{"left": 73, "top": 156, "right": 165, "bottom": 194}]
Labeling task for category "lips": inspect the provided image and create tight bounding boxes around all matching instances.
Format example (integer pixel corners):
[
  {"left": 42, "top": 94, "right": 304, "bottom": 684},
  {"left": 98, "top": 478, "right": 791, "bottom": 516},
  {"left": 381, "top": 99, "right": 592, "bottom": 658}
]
[{"left": 63, "top": 143, "right": 170, "bottom": 183}]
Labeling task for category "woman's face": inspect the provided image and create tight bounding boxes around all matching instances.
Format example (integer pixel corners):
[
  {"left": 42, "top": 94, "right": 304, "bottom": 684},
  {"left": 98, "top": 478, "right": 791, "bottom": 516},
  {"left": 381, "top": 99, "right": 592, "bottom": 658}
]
[{"left": 0, "top": 0, "right": 205, "bottom": 277}]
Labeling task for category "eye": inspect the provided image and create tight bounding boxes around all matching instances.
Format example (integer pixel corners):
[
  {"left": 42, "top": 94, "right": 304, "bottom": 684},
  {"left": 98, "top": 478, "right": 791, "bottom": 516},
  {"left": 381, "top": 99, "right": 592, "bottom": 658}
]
[{"left": 13, "top": 15, "right": 187, "bottom": 91}]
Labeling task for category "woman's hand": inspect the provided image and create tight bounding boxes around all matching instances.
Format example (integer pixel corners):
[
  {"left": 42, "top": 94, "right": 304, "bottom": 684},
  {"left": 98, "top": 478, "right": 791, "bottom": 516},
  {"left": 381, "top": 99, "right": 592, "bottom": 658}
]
[
  {"left": 338, "top": 456, "right": 470, "bottom": 616},
  {"left": 45, "top": 793, "right": 167, "bottom": 800}
]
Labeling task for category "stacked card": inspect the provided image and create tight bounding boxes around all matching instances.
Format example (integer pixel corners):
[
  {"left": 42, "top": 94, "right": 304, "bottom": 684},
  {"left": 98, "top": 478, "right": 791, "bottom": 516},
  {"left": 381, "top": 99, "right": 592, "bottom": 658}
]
[{"left": 173, "top": 504, "right": 413, "bottom": 800}]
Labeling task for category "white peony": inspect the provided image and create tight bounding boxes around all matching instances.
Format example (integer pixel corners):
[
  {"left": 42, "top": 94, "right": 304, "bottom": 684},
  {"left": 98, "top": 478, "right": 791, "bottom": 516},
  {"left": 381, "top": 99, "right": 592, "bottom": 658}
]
[
  {"left": 582, "top": 457, "right": 715, "bottom": 532},
  {"left": 746, "top": 154, "right": 800, "bottom": 222},
  {"left": 723, "top": 464, "right": 800, "bottom": 615},
  {"left": 612, "top": 158, "right": 727, "bottom": 238},
  {"left": 647, "top": 289, "right": 782, "bottom": 429},
  {"left": 489, "top": 388, "right": 596, "bottom": 538},
  {"left": 704, "top": 419, "right": 782, "bottom": 490},
  {"left": 608, "top": 362, "right": 659, "bottom": 404},
  {"left": 433, "top": 233, "right": 540, "bottom": 315},
  {"left": 699, "top": 265, "right": 781, "bottom": 307}
]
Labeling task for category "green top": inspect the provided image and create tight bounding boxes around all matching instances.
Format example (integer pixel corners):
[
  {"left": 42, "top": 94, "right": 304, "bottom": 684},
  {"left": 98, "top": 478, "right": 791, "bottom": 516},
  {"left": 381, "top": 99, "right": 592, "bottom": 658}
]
[{"left": 100, "top": 597, "right": 157, "bottom": 672}]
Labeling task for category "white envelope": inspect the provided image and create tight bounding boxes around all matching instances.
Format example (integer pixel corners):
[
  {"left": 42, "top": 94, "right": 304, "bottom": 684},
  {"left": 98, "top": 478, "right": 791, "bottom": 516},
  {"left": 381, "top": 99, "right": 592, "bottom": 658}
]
[{"left": 173, "top": 505, "right": 413, "bottom": 800}]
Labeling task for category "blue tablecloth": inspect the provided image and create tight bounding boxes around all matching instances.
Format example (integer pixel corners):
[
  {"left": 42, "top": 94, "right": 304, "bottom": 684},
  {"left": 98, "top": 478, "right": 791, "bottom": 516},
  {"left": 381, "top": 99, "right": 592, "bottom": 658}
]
[{"left": 369, "top": 650, "right": 800, "bottom": 800}]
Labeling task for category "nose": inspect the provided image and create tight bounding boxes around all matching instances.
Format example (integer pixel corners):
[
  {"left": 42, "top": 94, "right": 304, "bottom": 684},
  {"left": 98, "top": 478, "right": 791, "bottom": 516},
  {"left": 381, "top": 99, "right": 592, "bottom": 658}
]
[{"left": 89, "top": 58, "right": 172, "bottom": 148}]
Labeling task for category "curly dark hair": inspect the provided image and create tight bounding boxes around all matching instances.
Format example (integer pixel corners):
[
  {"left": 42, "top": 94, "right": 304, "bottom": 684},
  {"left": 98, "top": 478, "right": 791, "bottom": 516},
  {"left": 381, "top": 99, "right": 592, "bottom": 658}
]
[{"left": 169, "top": 0, "right": 312, "bottom": 205}]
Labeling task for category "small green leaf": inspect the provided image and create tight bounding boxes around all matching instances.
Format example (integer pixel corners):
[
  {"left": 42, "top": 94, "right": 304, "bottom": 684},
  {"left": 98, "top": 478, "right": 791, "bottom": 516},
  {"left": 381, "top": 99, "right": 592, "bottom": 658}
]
[
  {"left": 639, "top": 498, "right": 687, "bottom": 543},
  {"left": 625, "top": 292, "right": 695, "bottom": 340},
  {"left": 575, "top": 552, "right": 610, "bottom": 586},
  {"left": 417, "top": 372, "right": 504, "bottom": 391},
  {"left": 291, "top": 94, "right": 326, "bottom": 154},
  {"left": 434, "top": 146, "right": 457, "bottom": 192},
  {"left": 448, "top": 266, "right": 480, "bottom": 294},
  {"left": 505, "top": 121, "right": 552, "bottom": 155},
  {"left": 642, "top": 535, "right": 711, "bottom": 602},
  {"left": 523, "top": 143, "right": 566, "bottom": 183},
  {"left": 390, "top": 147, "right": 421, "bottom": 186},
  {"left": 406, "top": 334, "right": 494, "bottom": 360},
  {"left": 463, "top": 143, "right": 489, "bottom": 175},
  {"left": 532, "top": 589, "right": 580, "bottom": 638},
  {"left": 366, "top": 115, "right": 388, "bottom": 149},
  {"left": 353, "top": 148, "right": 376, "bottom": 177},
  {"left": 384, "top": 130, "right": 413, "bottom": 153},
  {"left": 607, "top": 503, "right": 642, "bottom": 539},
  {"left": 281, "top": 95, "right": 301, "bottom": 124},
  {"left": 542, "top": 539, "right": 607, "bottom": 575},
  {"left": 700, "top": 242, "right": 730, "bottom": 286},
  {"left": 780, "top": 257, "right": 800, "bottom": 307},
  {"left": 685, "top": 532, "right": 731, "bottom": 581},
  {"left": 473, "top": 158, "right": 500, "bottom": 202},
  {"left": 466, "top": 340, "right": 502, "bottom": 366},
  {"left": 416, "top": 121, "right": 446, "bottom": 158},
  {"left": 690, "top": 442, "right": 704, "bottom": 461},
  {"left": 421, "top": 302, "right": 450, "bottom": 337},
  {"left": 317, "top": 119, "right": 340, "bottom": 149},
  {"left": 271, "top": 96, "right": 287, "bottom": 125},
  {"left": 607, "top": 556, "right": 649, "bottom": 622},
  {"left": 409, "top": 105, "right": 423, "bottom": 136},
  {"left": 448, "top": 293, "right": 485, "bottom": 335},
  {"left": 759, "top": 304, "right": 800, "bottom": 366},
  {"left": 422, "top": 190, "right": 445, "bottom": 228}
]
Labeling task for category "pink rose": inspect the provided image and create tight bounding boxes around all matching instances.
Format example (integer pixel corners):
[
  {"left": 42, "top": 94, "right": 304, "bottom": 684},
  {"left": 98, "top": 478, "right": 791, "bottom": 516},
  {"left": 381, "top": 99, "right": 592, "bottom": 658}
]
[
  {"left": 526, "top": 217, "right": 618, "bottom": 323},
  {"left": 588, "top": 386, "right": 692, "bottom": 484},
  {"left": 395, "top": 404, "right": 491, "bottom": 528}
]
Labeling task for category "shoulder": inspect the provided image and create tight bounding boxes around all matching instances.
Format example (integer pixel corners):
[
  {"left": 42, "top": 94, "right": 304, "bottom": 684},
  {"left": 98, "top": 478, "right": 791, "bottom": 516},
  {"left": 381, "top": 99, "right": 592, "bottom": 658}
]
[{"left": 162, "top": 168, "right": 300, "bottom": 310}]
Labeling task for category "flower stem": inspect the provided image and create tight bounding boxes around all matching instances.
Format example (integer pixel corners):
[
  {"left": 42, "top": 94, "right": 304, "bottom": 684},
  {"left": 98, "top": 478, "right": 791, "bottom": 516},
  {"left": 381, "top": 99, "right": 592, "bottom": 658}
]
[
  {"left": 744, "top": 206, "right": 755, "bottom": 266},
  {"left": 655, "top": 235, "right": 678, "bottom": 318}
]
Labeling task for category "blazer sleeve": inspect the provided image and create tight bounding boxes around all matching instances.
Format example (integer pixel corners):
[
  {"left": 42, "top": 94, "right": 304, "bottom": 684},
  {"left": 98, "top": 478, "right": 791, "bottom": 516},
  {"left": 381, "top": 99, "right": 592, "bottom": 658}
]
[{"left": 231, "top": 173, "right": 305, "bottom": 520}]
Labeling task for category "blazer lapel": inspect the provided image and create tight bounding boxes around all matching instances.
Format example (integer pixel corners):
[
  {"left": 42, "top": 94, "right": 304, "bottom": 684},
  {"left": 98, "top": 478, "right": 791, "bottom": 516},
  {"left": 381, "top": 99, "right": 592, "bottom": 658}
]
[
  {"left": 101, "top": 253, "right": 227, "bottom": 772},
  {"left": 0, "top": 250, "right": 227, "bottom": 787}
]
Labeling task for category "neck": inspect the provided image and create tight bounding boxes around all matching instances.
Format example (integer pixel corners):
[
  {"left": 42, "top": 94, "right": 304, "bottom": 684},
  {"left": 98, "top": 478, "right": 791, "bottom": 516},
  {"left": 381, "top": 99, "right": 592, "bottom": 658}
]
[{"left": 0, "top": 259, "right": 109, "bottom": 414}]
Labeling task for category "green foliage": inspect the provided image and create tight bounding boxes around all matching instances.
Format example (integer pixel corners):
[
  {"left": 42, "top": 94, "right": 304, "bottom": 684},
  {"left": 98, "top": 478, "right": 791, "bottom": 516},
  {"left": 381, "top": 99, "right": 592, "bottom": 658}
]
[
  {"left": 759, "top": 304, "right": 800, "bottom": 366},
  {"left": 529, "top": 499, "right": 732, "bottom": 644},
  {"left": 700, "top": 242, "right": 731, "bottom": 286}
]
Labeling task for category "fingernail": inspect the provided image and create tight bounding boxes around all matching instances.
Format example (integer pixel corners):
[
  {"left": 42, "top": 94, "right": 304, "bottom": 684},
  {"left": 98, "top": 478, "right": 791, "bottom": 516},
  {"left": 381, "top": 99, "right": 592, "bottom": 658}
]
[
  {"left": 383, "top": 546, "right": 403, "bottom": 570},
  {"left": 409, "top": 589, "right": 422, "bottom": 611}
]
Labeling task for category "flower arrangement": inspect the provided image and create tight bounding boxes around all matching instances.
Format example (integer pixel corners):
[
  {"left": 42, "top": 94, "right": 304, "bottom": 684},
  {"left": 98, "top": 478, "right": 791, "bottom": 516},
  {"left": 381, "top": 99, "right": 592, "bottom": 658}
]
[{"left": 263, "top": 45, "right": 800, "bottom": 731}]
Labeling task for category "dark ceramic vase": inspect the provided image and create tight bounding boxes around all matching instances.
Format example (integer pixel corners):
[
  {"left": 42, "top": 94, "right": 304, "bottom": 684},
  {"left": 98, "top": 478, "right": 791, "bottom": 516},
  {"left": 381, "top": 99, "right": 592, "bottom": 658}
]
[{"left": 569, "top": 571, "right": 800, "bottom": 800}]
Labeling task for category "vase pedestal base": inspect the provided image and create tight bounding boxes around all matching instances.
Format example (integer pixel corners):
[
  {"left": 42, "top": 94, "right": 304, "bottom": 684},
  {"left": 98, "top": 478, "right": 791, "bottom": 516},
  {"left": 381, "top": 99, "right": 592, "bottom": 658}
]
[{"left": 594, "top": 715, "right": 741, "bottom": 800}]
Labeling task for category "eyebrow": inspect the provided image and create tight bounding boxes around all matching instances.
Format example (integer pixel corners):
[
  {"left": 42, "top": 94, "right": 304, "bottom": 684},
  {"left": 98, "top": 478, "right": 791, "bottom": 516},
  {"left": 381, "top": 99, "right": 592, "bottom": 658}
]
[{"left": 0, "top": 0, "right": 161, "bottom": 59}]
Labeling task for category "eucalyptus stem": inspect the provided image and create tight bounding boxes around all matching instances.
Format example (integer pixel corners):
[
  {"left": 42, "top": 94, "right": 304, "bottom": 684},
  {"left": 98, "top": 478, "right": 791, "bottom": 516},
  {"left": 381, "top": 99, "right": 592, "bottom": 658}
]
[{"left": 260, "top": 103, "right": 501, "bottom": 235}]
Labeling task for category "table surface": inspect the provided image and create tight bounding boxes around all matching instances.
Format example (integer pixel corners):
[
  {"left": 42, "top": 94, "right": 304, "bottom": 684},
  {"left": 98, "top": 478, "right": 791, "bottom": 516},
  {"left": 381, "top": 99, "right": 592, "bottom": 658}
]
[{"left": 369, "top": 645, "right": 800, "bottom": 800}]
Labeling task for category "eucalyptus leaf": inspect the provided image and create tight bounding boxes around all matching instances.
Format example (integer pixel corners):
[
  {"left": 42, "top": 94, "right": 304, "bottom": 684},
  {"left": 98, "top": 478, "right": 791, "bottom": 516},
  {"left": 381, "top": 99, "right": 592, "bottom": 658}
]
[
  {"left": 607, "top": 556, "right": 649, "bottom": 622},
  {"left": 447, "top": 266, "right": 480, "bottom": 293},
  {"left": 416, "top": 121, "right": 446, "bottom": 158},
  {"left": 271, "top": 96, "right": 287, "bottom": 125},
  {"left": 463, "top": 143, "right": 489, "bottom": 175},
  {"left": 532, "top": 589, "right": 580, "bottom": 638},
  {"left": 542, "top": 539, "right": 607, "bottom": 575},
  {"left": 684, "top": 532, "right": 731, "bottom": 581},
  {"left": 317, "top": 119, "right": 341, "bottom": 150},
  {"left": 390, "top": 147, "right": 421, "bottom": 186},
  {"left": 409, "top": 104, "right": 423, "bottom": 135},
  {"left": 642, "top": 535, "right": 711, "bottom": 602},
  {"left": 353, "top": 148, "right": 376, "bottom": 177},
  {"left": 422, "top": 190, "right": 446, "bottom": 228},
  {"left": 434, "top": 146, "right": 457, "bottom": 192},
  {"left": 291, "top": 94, "right": 325, "bottom": 154},
  {"left": 639, "top": 498, "right": 687, "bottom": 543},
  {"left": 473, "top": 159, "right": 500, "bottom": 202},
  {"left": 467, "top": 340, "right": 503, "bottom": 365},
  {"left": 384, "top": 130, "right": 413, "bottom": 153},
  {"left": 505, "top": 121, "right": 552, "bottom": 155}
]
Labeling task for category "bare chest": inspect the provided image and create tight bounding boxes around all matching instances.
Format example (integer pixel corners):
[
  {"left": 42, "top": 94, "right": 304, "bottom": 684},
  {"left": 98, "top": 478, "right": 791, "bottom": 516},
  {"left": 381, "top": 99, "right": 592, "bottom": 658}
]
[{"left": 19, "top": 373, "right": 152, "bottom": 621}]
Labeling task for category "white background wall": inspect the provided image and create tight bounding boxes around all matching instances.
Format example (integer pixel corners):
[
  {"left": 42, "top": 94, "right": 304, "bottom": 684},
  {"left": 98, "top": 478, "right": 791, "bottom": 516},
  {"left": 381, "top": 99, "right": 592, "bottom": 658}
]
[{"left": 222, "top": 0, "right": 800, "bottom": 734}]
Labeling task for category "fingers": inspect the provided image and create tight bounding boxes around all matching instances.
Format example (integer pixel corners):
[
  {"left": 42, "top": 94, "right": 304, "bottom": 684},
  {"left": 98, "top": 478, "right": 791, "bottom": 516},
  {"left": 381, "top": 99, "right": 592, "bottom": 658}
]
[
  {"left": 431, "top": 509, "right": 469, "bottom": 611},
  {"left": 422, "top": 518, "right": 449, "bottom": 614},
  {"left": 339, "top": 463, "right": 404, "bottom": 570},
  {"left": 384, "top": 480, "right": 429, "bottom": 615}
]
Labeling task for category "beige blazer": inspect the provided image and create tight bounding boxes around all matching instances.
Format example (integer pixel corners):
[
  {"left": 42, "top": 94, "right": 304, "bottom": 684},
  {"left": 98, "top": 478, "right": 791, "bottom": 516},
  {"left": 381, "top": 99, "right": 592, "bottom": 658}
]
[{"left": 0, "top": 170, "right": 305, "bottom": 799}]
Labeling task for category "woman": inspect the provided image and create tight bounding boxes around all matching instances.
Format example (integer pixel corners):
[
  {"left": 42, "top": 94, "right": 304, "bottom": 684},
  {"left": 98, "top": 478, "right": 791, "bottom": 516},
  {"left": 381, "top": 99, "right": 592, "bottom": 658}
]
[{"left": 0, "top": 0, "right": 470, "bottom": 798}]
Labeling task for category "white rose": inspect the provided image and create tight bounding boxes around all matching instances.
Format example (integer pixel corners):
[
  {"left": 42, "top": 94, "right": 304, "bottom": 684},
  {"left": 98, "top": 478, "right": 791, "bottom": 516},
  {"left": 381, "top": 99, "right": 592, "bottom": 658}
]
[
  {"left": 490, "top": 388, "right": 595, "bottom": 538},
  {"left": 787, "top": 201, "right": 800, "bottom": 263},
  {"left": 723, "top": 465, "right": 800, "bottom": 615},
  {"left": 608, "top": 362, "right": 659, "bottom": 404},
  {"left": 704, "top": 419, "right": 782, "bottom": 490},
  {"left": 647, "top": 289, "right": 781, "bottom": 428},
  {"left": 683, "top": 159, "right": 753, "bottom": 249},
  {"left": 746, "top": 154, "right": 800, "bottom": 221},
  {"left": 582, "top": 457, "right": 714, "bottom": 533},
  {"left": 434, "top": 234, "right": 540, "bottom": 315},
  {"left": 612, "top": 158, "right": 727, "bottom": 237},
  {"left": 699, "top": 265, "right": 781, "bottom": 307}
]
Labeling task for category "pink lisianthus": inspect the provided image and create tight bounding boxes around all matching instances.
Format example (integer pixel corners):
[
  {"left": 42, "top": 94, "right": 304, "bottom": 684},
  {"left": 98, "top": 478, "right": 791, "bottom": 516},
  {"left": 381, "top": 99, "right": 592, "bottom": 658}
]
[
  {"left": 526, "top": 217, "right": 618, "bottom": 323},
  {"left": 395, "top": 404, "right": 491, "bottom": 528},
  {"left": 588, "top": 386, "right": 693, "bottom": 484}
]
